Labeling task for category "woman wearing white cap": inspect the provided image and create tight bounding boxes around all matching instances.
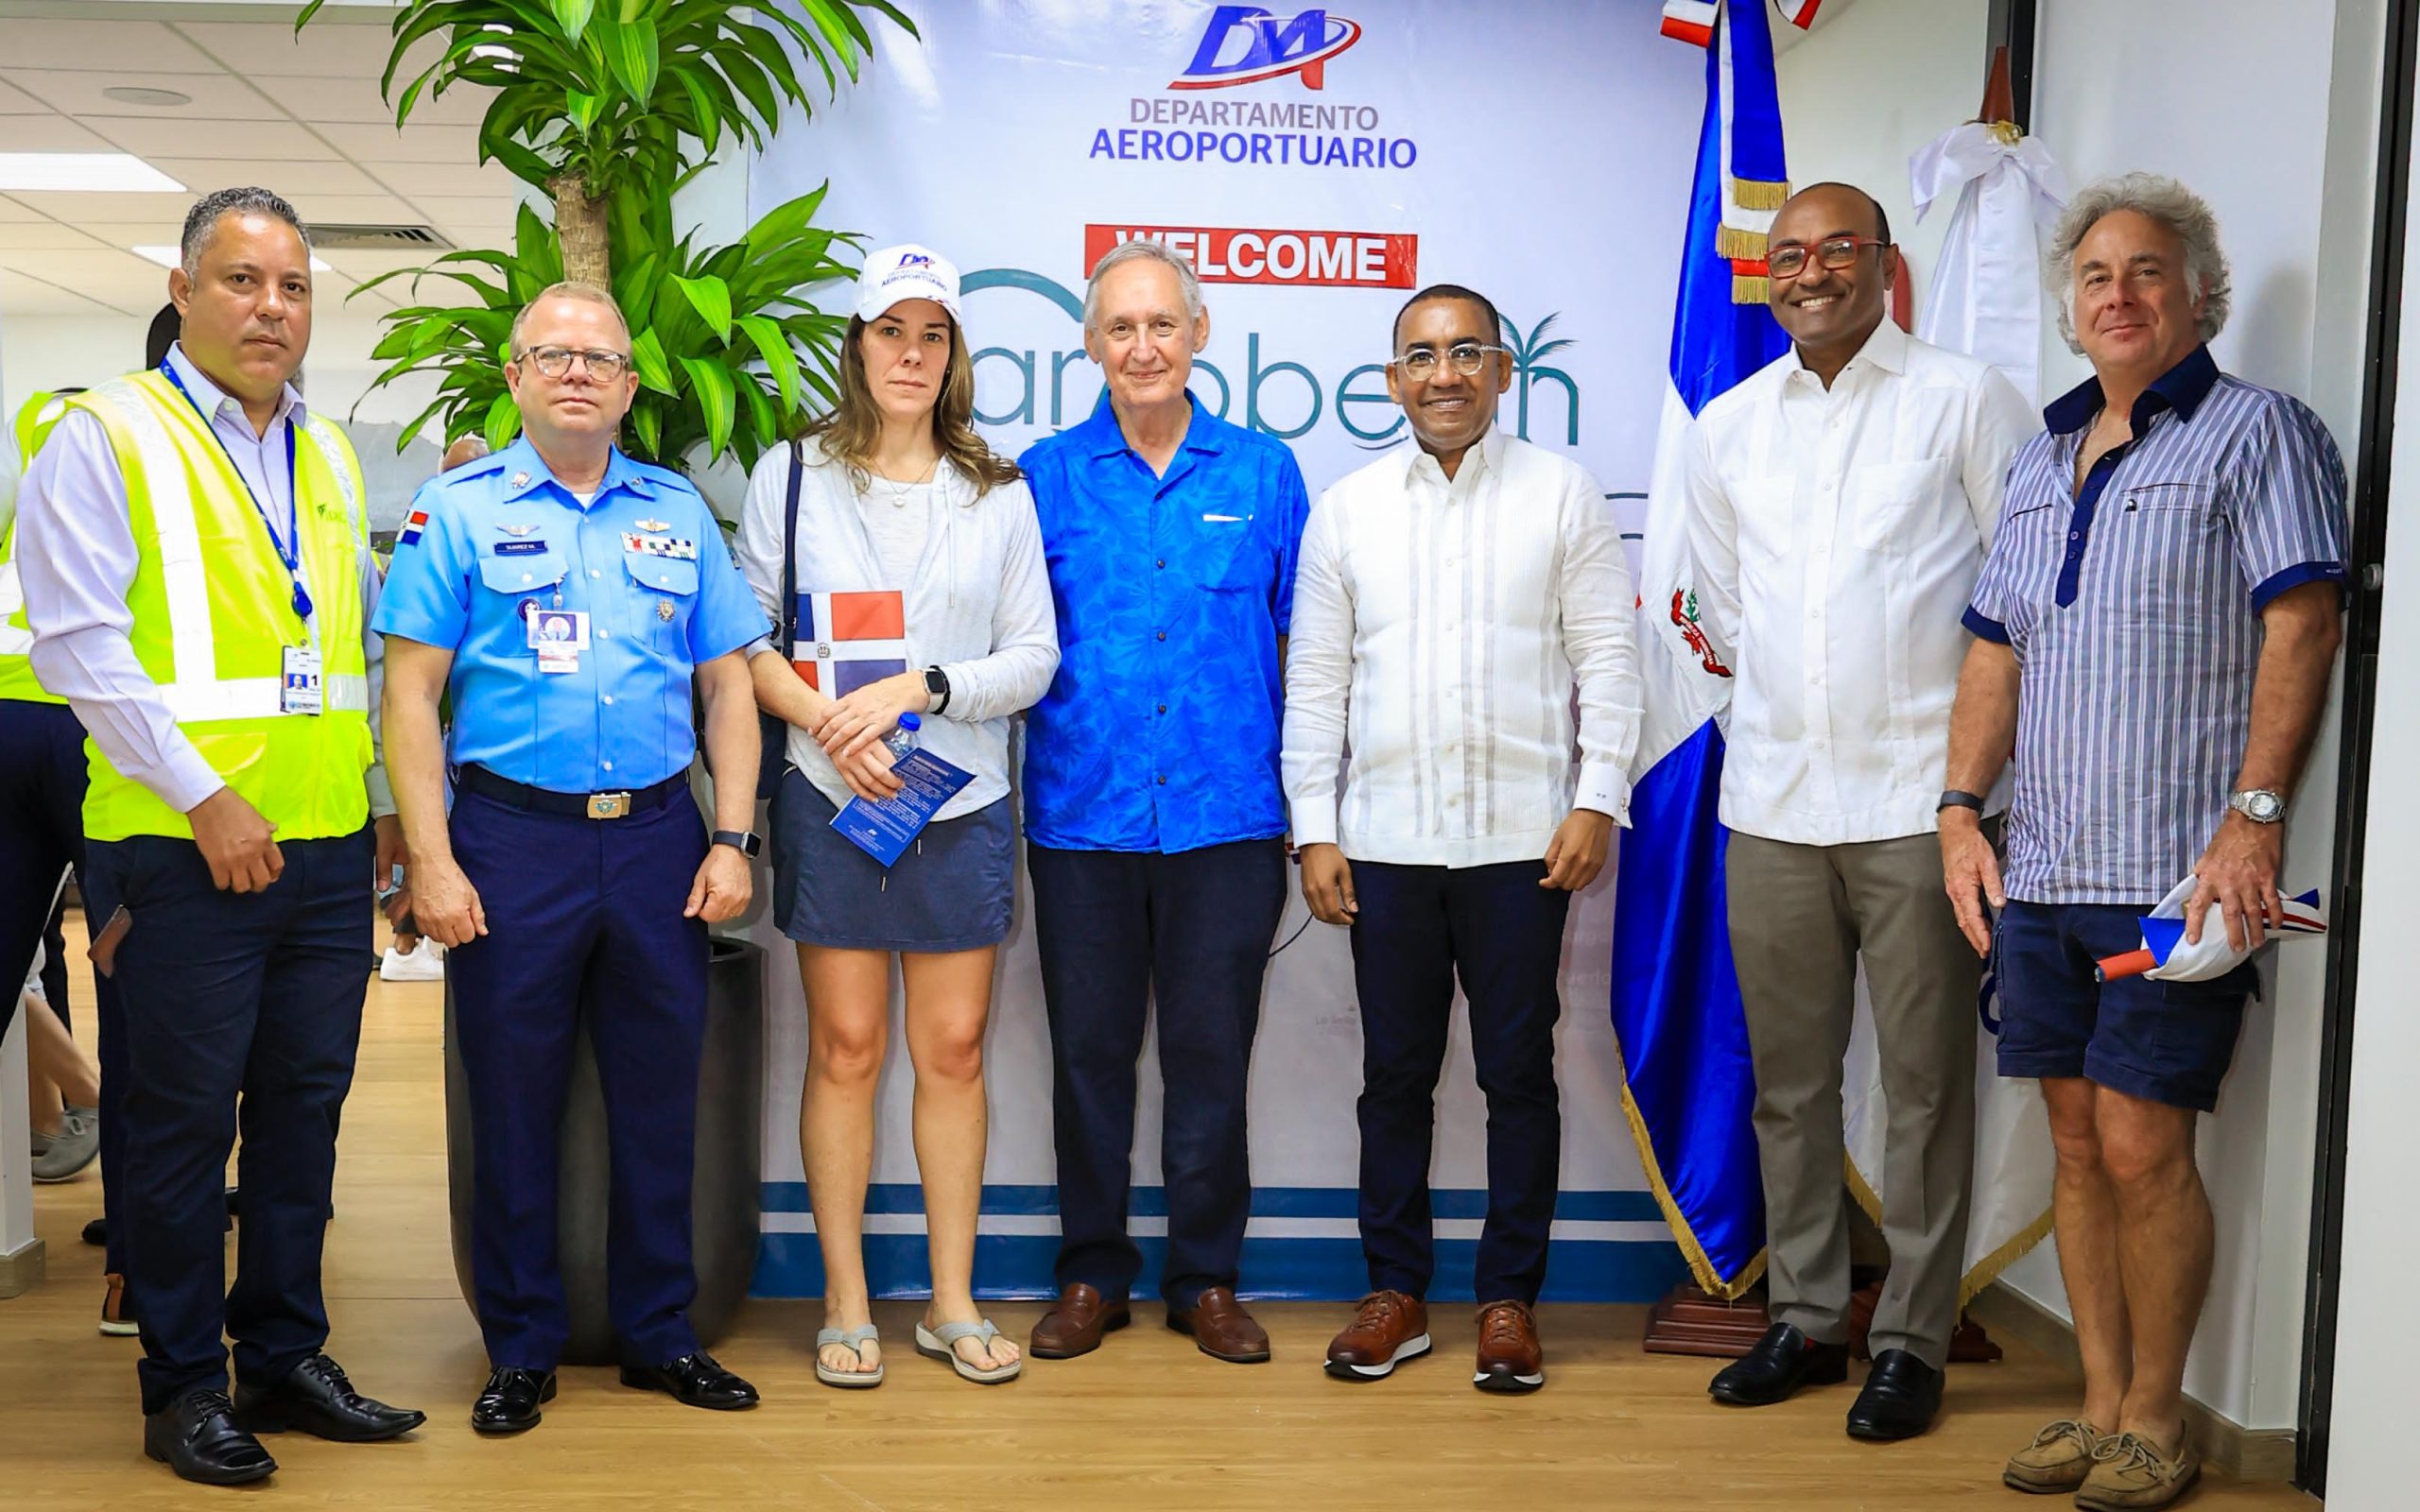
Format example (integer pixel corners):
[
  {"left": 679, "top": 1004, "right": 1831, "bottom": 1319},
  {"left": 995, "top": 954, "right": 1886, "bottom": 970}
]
[{"left": 736, "top": 244, "right": 1058, "bottom": 1387}]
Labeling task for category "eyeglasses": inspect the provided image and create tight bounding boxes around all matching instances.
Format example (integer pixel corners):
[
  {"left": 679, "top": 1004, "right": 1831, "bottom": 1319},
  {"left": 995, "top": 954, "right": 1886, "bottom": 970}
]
[
  {"left": 1389, "top": 342, "right": 1509, "bottom": 381},
  {"left": 514, "top": 345, "right": 631, "bottom": 381},
  {"left": 1767, "top": 236, "right": 1889, "bottom": 280}
]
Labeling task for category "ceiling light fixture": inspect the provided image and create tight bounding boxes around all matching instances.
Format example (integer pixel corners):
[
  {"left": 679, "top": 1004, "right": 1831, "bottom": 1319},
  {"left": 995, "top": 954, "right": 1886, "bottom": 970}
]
[
  {"left": 132, "top": 245, "right": 334, "bottom": 273},
  {"left": 101, "top": 86, "right": 196, "bottom": 108},
  {"left": 0, "top": 153, "right": 186, "bottom": 194}
]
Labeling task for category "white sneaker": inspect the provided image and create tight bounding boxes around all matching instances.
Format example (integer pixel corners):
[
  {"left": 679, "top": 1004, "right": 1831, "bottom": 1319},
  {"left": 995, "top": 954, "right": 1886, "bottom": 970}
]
[{"left": 380, "top": 939, "right": 446, "bottom": 982}]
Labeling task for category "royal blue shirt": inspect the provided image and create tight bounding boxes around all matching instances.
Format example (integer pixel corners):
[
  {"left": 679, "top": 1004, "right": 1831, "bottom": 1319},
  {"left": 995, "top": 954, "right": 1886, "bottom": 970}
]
[
  {"left": 373, "top": 437, "right": 766, "bottom": 793},
  {"left": 1018, "top": 391, "right": 1311, "bottom": 852}
]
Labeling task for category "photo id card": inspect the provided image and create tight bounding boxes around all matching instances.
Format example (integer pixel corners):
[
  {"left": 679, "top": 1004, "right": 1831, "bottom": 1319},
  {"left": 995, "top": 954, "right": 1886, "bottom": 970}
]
[{"left": 280, "top": 644, "right": 322, "bottom": 714}]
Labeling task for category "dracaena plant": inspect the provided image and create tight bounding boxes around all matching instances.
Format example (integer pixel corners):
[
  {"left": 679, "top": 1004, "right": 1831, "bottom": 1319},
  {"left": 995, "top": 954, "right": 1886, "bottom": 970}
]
[
  {"left": 362, "top": 176, "right": 855, "bottom": 472},
  {"left": 295, "top": 0, "right": 910, "bottom": 473}
]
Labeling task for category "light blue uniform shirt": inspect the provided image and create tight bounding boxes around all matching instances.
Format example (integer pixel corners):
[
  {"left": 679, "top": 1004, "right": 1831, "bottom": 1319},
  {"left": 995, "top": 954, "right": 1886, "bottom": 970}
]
[{"left": 373, "top": 436, "right": 764, "bottom": 792}]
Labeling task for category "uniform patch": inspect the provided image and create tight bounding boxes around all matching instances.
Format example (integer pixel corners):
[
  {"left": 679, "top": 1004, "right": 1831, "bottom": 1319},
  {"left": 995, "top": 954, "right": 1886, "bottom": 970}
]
[
  {"left": 397, "top": 507, "right": 429, "bottom": 546},
  {"left": 493, "top": 539, "right": 549, "bottom": 557}
]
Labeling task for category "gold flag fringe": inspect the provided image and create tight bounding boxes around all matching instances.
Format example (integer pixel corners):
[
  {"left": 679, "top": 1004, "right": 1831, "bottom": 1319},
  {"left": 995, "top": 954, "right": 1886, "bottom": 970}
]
[
  {"left": 1843, "top": 1156, "right": 2058, "bottom": 1309},
  {"left": 1717, "top": 224, "right": 1769, "bottom": 261},
  {"left": 1732, "top": 176, "right": 1790, "bottom": 211},
  {"left": 1620, "top": 1081, "right": 1769, "bottom": 1300},
  {"left": 1731, "top": 273, "right": 1771, "bottom": 304}
]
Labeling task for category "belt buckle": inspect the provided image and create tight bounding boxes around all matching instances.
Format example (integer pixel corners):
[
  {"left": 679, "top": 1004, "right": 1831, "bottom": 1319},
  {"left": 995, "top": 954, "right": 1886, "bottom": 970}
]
[{"left": 586, "top": 791, "right": 631, "bottom": 820}]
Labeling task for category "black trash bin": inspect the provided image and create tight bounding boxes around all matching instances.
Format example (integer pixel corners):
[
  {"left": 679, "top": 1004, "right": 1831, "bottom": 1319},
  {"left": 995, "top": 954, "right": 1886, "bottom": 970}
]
[{"left": 443, "top": 936, "right": 764, "bottom": 1365}]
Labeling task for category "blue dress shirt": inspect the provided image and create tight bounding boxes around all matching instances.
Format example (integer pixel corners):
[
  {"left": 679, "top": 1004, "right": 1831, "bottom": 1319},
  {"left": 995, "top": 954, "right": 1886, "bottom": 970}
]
[
  {"left": 373, "top": 437, "right": 765, "bottom": 793},
  {"left": 1018, "top": 391, "right": 1310, "bottom": 852}
]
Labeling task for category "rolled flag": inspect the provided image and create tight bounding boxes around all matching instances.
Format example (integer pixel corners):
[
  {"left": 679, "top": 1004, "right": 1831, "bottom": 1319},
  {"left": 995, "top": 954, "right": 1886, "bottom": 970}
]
[{"left": 2095, "top": 875, "right": 2327, "bottom": 982}]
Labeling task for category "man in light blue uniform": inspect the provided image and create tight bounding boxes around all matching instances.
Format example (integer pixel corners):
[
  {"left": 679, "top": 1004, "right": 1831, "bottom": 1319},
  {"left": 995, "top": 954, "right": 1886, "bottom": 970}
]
[{"left": 376, "top": 283, "right": 766, "bottom": 1435}]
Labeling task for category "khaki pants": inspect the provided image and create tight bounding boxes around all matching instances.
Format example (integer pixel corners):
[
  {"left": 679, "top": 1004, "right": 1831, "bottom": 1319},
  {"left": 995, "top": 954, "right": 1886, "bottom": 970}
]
[{"left": 1725, "top": 829, "right": 1979, "bottom": 1369}]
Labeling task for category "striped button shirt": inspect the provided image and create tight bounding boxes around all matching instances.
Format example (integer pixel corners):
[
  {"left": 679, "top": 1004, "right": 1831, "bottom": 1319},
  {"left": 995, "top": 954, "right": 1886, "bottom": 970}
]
[
  {"left": 1964, "top": 347, "right": 2349, "bottom": 905},
  {"left": 1282, "top": 428, "right": 1641, "bottom": 868}
]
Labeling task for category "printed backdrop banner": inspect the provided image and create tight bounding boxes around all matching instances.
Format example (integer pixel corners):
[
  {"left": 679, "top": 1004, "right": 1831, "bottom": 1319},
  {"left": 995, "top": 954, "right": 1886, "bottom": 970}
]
[{"left": 745, "top": 0, "right": 1705, "bottom": 1300}]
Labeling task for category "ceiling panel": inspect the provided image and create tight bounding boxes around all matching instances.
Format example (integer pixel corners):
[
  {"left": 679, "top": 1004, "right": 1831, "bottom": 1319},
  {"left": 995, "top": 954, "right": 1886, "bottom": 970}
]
[
  {"left": 269, "top": 75, "right": 496, "bottom": 129},
  {"left": 6, "top": 190, "right": 200, "bottom": 223},
  {"left": 0, "top": 20, "right": 223, "bottom": 75},
  {"left": 0, "top": 114, "right": 118, "bottom": 152},
  {"left": 0, "top": 267, "right": 121, "bottom": 315},
  {"left": 174, "top": 23, "right": 443, "bottom": 84},
  {"left": 147, "top": 158, "right": 384, "bottom": 197},
  {"left": 285, "top": 192, "right": 425, "bottom": 225},
  {"left": 86, "top": 115, "right": 338, "bottom": 163},
  {"left": 78, "top": 219, "right": 193, "bottom": 248},
  {"left": 366, "top": 160, "right": 522, "bottom": 198},
  {"left": 0, "top": 194, "right": 49, "bottom": 224},
  {"left": 0, "top": 221, "right": 109, "bottom": 251},
  {"left": 0, "top": 78, "right": 49, "bottom": 116},
  {"left": 0, "top": 69, "right": 288, "bottom": 123},
  {"left": 315, "top": 122, "right": 484, "bottom": 166}
]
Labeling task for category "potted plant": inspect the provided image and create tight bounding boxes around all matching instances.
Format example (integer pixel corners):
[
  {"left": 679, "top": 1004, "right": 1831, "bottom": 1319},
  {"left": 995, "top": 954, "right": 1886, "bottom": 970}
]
[{"left": 301, "top": 0, "right": 913, "bottom": 1360}]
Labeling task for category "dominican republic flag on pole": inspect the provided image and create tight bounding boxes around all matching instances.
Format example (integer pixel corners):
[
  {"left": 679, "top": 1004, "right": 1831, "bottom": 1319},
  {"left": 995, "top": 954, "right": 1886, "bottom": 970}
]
[
  {"left": 1610, "top": 0, "right": 1793, "bottom": 1300},
  {"left": 790, "top": 589, "right": 908, "bottom": 696}
]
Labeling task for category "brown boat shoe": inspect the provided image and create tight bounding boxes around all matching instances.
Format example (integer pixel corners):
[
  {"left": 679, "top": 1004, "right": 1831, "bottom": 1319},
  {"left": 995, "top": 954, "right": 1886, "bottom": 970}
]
[
  {"left": 2003, "top": 1418, "right": 2108, "bottom": 1493},
  {"left": 2075, "top": 1426, "right": 2202, "bottom": 1511}
]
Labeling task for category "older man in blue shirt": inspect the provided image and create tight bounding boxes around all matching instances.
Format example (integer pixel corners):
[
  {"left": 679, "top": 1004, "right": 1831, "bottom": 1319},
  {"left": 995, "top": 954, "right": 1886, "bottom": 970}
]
[
  {"left": 1943, "top": 176, "right": 2347, "bottom": 1509},
  {"left": 378, "top": 283, "right": 766, "bottom": 1434},
  {"left": 1018, "top": 240, "right": 1310, "bottom": 1366}
]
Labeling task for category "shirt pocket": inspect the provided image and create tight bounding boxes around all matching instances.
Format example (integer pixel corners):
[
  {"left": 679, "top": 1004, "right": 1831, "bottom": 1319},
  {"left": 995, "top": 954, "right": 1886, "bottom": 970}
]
[
  {"left": 623, "top": 545, "right": 700, "bottom": 650},
  {"left": 1188, "top": 511, "right": 1264, "bottom": 592},
  {"left": 1851, "top": 456, "right": 1953, "bottom": 553},
  {"left": 475, "top": 547, "right": 568, "bottom": 599},
  {"left": 2112, "top": 480, "right": 2229, "bottom": 607}
]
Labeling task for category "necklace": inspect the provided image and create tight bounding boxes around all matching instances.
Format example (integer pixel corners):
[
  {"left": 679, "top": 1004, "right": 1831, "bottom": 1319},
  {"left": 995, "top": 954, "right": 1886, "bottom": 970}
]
[{"left": 867, "top": 454, "right": 941, "bottom": 507}]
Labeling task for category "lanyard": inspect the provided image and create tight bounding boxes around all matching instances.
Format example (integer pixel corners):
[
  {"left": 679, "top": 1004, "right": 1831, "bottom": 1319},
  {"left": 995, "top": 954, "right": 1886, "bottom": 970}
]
[{"left": 157, "top": 359, "right": 312, "bottom": 623}]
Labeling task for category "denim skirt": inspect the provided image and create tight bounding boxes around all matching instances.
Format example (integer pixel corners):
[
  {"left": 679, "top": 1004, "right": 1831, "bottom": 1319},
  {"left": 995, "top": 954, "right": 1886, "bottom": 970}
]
[{"left": 768, "top": 766, "right": 1014, "bottom": 953}]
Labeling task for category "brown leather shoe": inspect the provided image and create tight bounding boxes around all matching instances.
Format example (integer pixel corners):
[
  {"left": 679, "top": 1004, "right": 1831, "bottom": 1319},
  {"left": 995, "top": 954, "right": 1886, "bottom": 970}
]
[
  {"left": 1473, "top": 1299, "right": 1545, "bottom": 1393},
  {"left": 1167, "top": 1286, "right": 1270, "bottom": 1364},
  {"left": 1324, "top": 1290, "right": 1432, "bottom": 1381},
  {"left": 1028, "top": 1283, "right": 1131, "bottom": 1360}
]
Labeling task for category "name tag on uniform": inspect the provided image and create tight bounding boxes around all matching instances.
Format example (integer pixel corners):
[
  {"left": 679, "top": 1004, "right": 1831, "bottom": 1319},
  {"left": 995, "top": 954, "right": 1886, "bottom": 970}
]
[
  {"left": 281, "top": 644, "right": 322, "bottom": 714},
  {"left": 622, "top": 532, "right": 697, "bottom": 560},
  {"left": 494, "top": 539, "right": 550, "bottom": 557}
]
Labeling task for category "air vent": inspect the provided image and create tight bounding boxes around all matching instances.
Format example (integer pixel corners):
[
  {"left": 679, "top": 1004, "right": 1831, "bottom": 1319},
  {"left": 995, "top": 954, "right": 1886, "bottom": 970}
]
[{"left": 306, "top": 223, "right": 456, "bottom": 251}]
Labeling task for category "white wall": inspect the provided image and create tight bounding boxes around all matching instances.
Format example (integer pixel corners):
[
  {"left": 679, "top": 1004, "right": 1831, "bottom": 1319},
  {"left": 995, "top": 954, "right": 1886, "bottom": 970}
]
[
  {"left": 1990, "top": 0, "right": 2387, "bottom": 1434},
  {"left": 1775, "top": 0, "right": 1994, "bottom": 318},
  {"left": 2325, "top": 21, "right": 2420, "bottom": 1511}
]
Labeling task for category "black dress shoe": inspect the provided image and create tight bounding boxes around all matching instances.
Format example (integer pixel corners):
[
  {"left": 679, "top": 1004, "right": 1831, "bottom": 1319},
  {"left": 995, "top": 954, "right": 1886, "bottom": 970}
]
[
  {"left": 619, "top": 1350, "right": 759, "bottom": 1410},
  {"left": 1846, "top": 1349, "right": 1944, "bottom": 1440},
  {"left": 235, "top": 1353, "right": 425, "bottom": 1441},
  {"left": 81, "top": 1216, "right": 107, "bottom": 1247},
  {"left": 144, "top": 1387, "right": 278, "bottom": 1486},
  {"left": 471, "top": 1367, "right": 558, "bottom": 1435},
  {"left": 1708, "top": 1322, "right": 1851, "bottom": 1406}
]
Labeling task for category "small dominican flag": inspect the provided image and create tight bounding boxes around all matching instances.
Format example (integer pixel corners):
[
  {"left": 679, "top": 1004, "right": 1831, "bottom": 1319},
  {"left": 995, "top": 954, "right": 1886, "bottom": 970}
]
[
  {"left": 791, "top": 589, "right": 907, "bottom": 696},
  {"left": 397, "top": 507, "right": 430, "bottom": 547},
  {"left": 2098, "top": 880, "right": 2328, "bottom": 983}
]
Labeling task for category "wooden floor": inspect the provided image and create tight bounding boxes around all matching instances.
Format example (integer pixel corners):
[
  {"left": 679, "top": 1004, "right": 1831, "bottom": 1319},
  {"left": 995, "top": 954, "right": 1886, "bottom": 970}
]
[{"left": 1, "top": 933, "right": 2317, "bottom": 1510}]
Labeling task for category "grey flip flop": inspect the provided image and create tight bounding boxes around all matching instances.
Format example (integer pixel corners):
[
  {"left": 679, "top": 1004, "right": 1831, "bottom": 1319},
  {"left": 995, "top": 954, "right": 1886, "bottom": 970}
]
[
  {"left": 815, "top": 1324, "right": 884, "bottom": 1388},
  {"left": 914, "top": 1318, "right": 1022, "bottom": 1383}
]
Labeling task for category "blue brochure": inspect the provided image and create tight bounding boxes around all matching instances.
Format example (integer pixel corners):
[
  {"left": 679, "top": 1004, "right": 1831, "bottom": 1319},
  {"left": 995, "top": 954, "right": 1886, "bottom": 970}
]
[{"left": 830, "top": 748, "right": 976, "bottom": 867}]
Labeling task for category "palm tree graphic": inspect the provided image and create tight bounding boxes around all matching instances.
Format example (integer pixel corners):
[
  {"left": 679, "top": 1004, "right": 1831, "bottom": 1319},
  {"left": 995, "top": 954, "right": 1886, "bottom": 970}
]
[{"left": 1499, "top": 310, "right": 1580, "bottom": 444}]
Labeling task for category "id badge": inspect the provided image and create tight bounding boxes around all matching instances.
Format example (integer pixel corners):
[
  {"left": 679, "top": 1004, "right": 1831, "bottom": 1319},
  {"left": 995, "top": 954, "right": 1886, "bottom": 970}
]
[
  {"left": 529, "top": 608, "right": 588, "bottom": 674},
  {"left": 280, "top": 644, "right": 322, "bottom": 714}
]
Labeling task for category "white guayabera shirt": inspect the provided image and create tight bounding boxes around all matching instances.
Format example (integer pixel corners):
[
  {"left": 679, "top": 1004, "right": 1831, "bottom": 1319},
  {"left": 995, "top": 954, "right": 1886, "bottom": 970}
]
[
  {"left": 1282, "top": 426, "right": 1642, "bottom": 868},
  {"left": 1680, "top": 318, "right": 2034, "bottom": 847}
]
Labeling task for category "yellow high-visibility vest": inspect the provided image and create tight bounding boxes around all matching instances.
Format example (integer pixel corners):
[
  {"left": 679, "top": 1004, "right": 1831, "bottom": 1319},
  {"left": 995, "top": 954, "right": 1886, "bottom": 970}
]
[
  {"left": 0, "top": 388, "right": 77, "bottom": 705},
  {"left": 68, "top": 370, "right": 375, "bottom": 842}
]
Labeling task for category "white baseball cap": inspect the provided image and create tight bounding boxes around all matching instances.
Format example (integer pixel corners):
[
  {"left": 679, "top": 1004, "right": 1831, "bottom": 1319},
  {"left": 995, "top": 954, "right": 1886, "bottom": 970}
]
[{"left": 855, "top": 243, "right": 961, "bottom": 323}]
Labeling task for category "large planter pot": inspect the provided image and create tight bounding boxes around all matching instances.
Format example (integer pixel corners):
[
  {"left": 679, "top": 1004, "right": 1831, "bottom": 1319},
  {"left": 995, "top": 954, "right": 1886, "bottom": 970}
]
[{"left": 444, "top": 936, "right": 764, "bottom": 1366}]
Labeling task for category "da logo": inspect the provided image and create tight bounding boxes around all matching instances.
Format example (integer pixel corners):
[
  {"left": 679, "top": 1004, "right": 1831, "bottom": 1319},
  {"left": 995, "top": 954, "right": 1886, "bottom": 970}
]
[{"left": 1173, "top": 6, "right": 1362, "bottom": 91}]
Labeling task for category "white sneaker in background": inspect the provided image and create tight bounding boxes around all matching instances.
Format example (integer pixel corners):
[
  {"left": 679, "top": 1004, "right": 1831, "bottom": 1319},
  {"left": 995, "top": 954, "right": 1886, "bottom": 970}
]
[{"left": 380, "top": 938, "right": 446, "bottom": 982}]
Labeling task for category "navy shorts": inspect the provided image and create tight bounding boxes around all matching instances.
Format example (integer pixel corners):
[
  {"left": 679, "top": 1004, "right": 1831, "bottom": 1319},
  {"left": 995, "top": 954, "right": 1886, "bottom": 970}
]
[
  {"left": 1994, "top": 899, "right": 2255, "bottom": 1112},
  {"left": 767, "top": 767, "right": 1014, "bottom": 954}
]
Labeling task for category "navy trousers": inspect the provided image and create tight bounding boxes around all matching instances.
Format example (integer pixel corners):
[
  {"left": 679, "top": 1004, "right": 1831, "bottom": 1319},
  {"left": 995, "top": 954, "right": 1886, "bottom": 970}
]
[
  {"left": 84, "top": 825, "right": 372, "bottom": 1414},
  {"left": 1027, "top": 838, "right": 1286, "bottom": 1309},
  {"left": 1348, "top": 859, "right": 1569, "bottom": 1306},
  {"left": 446, "top": 786, "right": 710, "bottom": 1371},
  {"left": 0, "top": 699, "right": 129, "bottom": 1274}
]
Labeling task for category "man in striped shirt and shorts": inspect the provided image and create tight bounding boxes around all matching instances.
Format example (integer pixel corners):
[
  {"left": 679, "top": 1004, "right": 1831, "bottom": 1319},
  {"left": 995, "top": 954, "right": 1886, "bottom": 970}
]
[{"left": 1943, "top": 174, "right": 2349, "bottom": 1511}]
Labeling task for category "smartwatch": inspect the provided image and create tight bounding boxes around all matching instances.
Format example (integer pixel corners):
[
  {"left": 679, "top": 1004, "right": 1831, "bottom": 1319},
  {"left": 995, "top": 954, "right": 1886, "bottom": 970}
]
[
  {"left": 924, "top": 664, "right": 951, "bottom": 715},
  {"left": 1936, "top": 789, "right": 1986, "bottom": 815},
  {"left": 711, "top": 829, "right": 762, "bottom": 858}
]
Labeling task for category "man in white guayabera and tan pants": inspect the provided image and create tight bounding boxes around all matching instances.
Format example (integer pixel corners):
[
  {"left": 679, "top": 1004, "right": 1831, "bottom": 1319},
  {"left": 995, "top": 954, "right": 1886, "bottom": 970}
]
[{"left": 1674, "top": 182, "right": 2032, "bottom": 1443}]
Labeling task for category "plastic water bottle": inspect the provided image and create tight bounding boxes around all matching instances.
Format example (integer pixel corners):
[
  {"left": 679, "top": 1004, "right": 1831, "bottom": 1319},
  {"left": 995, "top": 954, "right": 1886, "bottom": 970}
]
[{"left": 882, "top": 712, "right": 922, "bottom": 759}]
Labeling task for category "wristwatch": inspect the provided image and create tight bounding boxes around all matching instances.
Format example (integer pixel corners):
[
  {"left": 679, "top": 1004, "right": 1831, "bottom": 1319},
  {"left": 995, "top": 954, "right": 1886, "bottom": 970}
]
[
  {"left": 2228, "top": 788, "right": 2286, "bottom": 824},
  {"left": 924, "top": 664, "right": 951, "bottom": 715},
  {"left": 1936, "top": 789, "right": 1986, "bottom": 815},
  {"left": 711, "top": 829, "right": 763, "bottom": 857}
]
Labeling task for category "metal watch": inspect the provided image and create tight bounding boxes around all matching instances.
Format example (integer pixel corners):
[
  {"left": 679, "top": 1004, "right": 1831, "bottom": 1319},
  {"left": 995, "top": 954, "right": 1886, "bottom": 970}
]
[
  {"left": 924, "top": 664, "right": 951, "bottom": 714},
  {"left": 711, "top": 829, "right": 763, "bottom": 858},
  {"left": 2228, "top": 788, "right": 2286, "bottom": 825}
]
